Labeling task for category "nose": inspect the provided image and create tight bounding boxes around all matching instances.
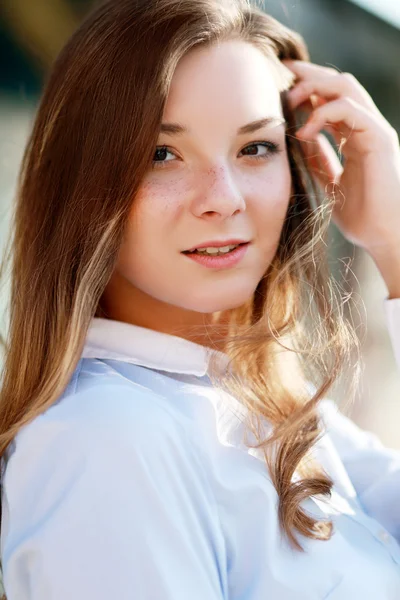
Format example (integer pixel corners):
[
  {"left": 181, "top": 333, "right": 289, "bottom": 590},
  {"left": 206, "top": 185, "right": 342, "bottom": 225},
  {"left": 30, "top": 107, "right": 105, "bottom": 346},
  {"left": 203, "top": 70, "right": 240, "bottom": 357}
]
[{"left": 191, "top": 165, "right": 246, "bottom": 220}]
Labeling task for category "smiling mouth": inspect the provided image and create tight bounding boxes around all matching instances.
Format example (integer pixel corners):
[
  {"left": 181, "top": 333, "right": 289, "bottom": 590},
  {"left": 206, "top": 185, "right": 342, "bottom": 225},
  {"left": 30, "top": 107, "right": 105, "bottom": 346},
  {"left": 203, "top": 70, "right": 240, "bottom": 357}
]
[
  {"left": 182, "top": 242, "right": 248, "bottom": 255},
  {"left": 180, "top": 242, "right": 250, "bottom": 269}
]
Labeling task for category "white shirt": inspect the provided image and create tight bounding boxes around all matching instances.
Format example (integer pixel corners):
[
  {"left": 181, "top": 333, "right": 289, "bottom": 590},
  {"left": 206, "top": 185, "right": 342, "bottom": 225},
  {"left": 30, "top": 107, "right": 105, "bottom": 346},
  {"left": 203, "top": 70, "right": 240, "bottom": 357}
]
[{"left": 1, "top": 299, "right": 400, "bottom": 599}]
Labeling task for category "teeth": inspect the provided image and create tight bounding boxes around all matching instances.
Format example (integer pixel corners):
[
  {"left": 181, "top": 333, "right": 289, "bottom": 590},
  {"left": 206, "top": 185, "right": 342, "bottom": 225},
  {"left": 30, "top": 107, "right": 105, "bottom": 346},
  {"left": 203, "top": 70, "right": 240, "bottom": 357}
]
[{"left": 193, "top": 244, "right": 239, "bottom": 255}]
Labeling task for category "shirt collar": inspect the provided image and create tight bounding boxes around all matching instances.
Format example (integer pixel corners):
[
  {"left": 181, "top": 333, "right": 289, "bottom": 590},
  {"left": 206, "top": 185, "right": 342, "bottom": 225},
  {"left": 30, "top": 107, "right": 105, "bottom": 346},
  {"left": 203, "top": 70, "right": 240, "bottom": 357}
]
[{"left": 82, "top": 317, "right": 230, "bottom": 377}]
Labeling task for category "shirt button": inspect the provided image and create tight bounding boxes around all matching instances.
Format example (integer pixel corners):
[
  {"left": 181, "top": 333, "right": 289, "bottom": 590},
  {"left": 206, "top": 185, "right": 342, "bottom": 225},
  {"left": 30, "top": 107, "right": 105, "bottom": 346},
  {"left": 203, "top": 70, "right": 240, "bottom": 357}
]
[{"left": 378, "top": 529, "right": 391, "bottom": 544}]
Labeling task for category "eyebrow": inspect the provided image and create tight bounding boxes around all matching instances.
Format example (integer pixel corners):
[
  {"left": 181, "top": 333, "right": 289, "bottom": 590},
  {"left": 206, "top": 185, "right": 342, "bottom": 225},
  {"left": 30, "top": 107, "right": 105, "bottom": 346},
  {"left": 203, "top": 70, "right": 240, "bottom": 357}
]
[{"left": 159, "top": 116, "right": 286, "bottom": 136}]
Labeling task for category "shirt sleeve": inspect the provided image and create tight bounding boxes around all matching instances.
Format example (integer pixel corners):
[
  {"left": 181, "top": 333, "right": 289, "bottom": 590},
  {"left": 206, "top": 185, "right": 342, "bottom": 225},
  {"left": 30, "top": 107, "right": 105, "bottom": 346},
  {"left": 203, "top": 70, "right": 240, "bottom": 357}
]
[
  {"left": 384, "top": 297, "right": 400, "bottom": 371},
  {"left": 316, "top": 298, "right": 400, "bottom": 541},
  {"left": 319, "top": 398, "right": 400, "bottom": 542},
  {"left": 1, "top": 383, "right": 225, "bottom": 600}
]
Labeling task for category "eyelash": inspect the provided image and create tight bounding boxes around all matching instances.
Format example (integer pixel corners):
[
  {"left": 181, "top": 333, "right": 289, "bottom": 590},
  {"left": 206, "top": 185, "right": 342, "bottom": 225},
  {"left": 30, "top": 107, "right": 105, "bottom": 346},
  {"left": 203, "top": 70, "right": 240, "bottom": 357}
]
[{"left": 151, "top": 141, "right": 281, "bottom": 169}]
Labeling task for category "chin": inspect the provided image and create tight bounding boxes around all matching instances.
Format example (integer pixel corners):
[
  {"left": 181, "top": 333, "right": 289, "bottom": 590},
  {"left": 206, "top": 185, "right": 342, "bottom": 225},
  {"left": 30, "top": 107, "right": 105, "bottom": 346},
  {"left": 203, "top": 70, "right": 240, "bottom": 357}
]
[{"left": 181, "top": 288, "right": 255, "bottom": 314}]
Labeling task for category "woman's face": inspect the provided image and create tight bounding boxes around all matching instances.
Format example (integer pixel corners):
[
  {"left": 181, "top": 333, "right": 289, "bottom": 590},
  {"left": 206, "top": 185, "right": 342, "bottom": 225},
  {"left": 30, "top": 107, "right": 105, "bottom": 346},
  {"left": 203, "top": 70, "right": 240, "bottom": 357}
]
[{"left": 102, "top": 40, "right": 292, "bottom": 339}]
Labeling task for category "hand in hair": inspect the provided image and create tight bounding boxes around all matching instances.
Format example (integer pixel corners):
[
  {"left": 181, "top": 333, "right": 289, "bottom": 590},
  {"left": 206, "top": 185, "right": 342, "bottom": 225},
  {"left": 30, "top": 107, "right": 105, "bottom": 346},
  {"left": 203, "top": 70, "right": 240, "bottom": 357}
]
[{"left": 283, "top": 60, "right": 400, "bottom": 296}]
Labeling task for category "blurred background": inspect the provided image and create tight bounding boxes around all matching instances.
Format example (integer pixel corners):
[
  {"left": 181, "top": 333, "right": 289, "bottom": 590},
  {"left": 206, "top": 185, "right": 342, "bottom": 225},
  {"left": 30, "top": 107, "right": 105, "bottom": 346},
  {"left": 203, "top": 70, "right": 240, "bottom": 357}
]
[{"left": 0, "top": 0, "right": 399, "bottom": 450}]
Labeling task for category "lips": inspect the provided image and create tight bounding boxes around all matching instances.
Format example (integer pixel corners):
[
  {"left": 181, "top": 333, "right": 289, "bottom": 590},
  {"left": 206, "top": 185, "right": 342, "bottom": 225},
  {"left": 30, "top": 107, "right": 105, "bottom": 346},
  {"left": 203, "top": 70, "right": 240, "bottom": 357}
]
[
  {"left": 182, "top": 240, "right": 249, "bottom": 268},
  {"left": 183, "top": 239, "right": 249, "bottom": 253}
]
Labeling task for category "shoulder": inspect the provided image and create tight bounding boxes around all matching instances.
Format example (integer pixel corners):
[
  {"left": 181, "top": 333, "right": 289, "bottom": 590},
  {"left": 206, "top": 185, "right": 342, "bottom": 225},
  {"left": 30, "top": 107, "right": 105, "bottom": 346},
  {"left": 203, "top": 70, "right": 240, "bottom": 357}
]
[
  {"left": 2, "top": 360, "right": 203, "bottom": 524},
  {"left": 6, "top": 358, "right": 186, "bottom": 470},
  {"left": 1, "top": 366, "right": 216, "bottom": 581}
]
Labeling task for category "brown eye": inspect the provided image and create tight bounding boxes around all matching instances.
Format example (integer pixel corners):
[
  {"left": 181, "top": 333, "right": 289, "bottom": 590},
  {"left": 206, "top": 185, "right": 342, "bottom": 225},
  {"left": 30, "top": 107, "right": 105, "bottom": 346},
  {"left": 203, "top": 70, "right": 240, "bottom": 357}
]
[
  {"left": 152, "top": 146, "right": 176, "bottom": 169},
  {"left": 240, "top": 141, "right": 281, "bottom": 161}
]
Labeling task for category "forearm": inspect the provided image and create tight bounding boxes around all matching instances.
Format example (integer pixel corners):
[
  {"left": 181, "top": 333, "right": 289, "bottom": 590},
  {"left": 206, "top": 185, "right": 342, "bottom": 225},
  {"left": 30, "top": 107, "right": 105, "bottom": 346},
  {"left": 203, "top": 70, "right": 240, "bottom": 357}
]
[{"left": 368, "top": 245, "right": 400, "bottom": 300}]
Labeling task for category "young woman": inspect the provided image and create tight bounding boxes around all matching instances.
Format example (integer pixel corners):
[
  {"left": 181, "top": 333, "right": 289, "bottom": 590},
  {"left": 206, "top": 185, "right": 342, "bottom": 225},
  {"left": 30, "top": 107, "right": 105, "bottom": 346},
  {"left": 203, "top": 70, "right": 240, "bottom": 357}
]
[{"left": 0, "top": 0, "right": 399, "bottom": 597}]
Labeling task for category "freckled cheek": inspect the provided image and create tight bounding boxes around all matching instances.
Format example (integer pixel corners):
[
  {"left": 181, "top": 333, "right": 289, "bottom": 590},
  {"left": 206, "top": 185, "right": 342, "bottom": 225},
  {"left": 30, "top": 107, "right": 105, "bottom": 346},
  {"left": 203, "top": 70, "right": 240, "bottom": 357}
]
[{"left": 132, "top": 178, "right": 188, "bottom": 221}]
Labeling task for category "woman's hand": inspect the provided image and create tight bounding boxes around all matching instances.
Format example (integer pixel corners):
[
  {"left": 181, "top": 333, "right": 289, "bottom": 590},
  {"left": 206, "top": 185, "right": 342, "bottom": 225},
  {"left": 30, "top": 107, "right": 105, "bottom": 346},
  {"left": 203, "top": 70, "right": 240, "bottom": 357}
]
[{"left": 283, "top": 60, "right": 400, "bottom": 264}]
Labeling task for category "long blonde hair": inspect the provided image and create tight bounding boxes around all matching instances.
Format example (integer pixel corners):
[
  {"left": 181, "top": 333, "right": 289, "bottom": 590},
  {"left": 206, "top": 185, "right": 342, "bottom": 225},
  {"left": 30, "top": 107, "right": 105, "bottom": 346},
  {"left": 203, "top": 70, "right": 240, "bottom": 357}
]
[{"left": 0, "top": 0, "right": 360, "bottom": 584}]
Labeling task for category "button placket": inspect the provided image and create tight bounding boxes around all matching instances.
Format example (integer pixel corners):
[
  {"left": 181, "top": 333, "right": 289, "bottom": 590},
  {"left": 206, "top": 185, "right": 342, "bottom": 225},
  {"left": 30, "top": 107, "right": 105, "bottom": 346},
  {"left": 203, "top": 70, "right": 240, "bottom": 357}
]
[
  {"left": 326, "top": 493, "right": 400, "bottom": 566},
  {"left": 351, "top": 512, "right": 400, "bottom": 565}
]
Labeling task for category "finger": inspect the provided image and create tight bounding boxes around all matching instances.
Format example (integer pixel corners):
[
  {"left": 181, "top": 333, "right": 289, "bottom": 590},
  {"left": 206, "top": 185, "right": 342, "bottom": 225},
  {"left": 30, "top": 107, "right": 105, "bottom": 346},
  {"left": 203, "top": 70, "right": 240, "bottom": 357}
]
[
  {"left": 284, "top": 62, "right": 379, "bottom": 114},
  {"left": 300, "top": 133, "right": 343, "bottom": 186},
  {"left": 293, "top": 99, "right": 357, "bottom": 147},
  {"left": 323, "top": 122, "right": 355, "bottom": 147},
  {"left": 295, "top": 97, "right": 383, "bottom": 154},
  {"left": 290, "top": 96, "right": 357, "bottom": 147},
  {"left": 289, "top": 96, "right": 328, "bottom": 131},
  {"left": 288, "top": 97, "right": 351, "bottom": 149},
  {"left": 301, "top": 95, "right": 328, "bottom": 112},
  {"left": 282, "top": 59, "right": 341, "bottom": 78}
]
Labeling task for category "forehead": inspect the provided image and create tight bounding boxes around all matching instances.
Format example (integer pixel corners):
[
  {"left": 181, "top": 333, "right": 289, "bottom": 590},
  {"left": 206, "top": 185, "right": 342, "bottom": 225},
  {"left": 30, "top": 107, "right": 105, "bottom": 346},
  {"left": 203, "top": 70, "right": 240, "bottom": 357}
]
[{"left": 162, "top": 40, "right": 287, "bottom": 132}]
